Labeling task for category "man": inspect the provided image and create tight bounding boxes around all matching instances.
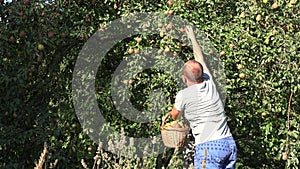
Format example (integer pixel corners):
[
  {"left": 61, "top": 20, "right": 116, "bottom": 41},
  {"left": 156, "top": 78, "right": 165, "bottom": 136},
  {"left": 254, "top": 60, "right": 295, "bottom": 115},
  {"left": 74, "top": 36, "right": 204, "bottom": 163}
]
[{"left": 163, "top": 26, "right": 237, "bottom": 169}]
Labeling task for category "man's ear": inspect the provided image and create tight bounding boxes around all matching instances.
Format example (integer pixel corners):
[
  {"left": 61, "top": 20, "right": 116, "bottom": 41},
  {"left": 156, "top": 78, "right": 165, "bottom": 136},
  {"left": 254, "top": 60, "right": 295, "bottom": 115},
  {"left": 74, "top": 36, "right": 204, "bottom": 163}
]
[{"left": 182, "top": 75, "right": 187, "bottom": 84}]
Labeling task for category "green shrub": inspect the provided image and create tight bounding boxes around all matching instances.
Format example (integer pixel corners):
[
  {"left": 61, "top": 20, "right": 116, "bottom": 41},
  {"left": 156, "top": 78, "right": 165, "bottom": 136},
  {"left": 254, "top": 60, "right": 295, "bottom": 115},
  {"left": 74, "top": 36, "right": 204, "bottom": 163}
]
[{"left": 0, "top": 0, "right": 299, "bottom": 168}]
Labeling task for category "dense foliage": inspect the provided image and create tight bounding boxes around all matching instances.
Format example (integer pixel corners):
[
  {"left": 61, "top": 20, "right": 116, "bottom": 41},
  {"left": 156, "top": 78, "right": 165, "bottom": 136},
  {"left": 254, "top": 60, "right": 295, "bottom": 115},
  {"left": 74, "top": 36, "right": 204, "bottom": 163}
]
[{"left": 0, "top": 0, "right": 299, "bottom": 168}]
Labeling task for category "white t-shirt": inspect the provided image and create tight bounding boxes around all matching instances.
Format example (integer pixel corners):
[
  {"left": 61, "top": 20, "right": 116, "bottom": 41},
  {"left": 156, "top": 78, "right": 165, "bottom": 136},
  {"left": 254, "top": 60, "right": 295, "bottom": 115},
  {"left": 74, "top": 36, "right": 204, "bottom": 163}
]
[{"left": 174, "top": 72, "right": 232, "bottom": 145}]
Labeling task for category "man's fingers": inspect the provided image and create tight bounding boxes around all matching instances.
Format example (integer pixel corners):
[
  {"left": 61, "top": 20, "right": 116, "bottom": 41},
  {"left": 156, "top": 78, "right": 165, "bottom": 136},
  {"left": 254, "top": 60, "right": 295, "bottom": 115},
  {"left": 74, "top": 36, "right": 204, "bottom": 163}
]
[
  {"left": 185, "top": 26, "right": 189, "bottom": 32},
  {"left": 185, "top": 26, "right": 190, "bottom": 32},
  {"left": 185, "top": 26, "right": 193, "bottom": 32}
]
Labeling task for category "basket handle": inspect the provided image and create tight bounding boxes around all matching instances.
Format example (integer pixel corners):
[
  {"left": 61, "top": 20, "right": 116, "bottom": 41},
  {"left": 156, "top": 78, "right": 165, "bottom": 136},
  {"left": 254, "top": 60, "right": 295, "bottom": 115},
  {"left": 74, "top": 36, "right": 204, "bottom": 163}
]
[
  {"left": 161, "top": 113, "right": 190, "bottom": 131},
  {"left": 161, "top": 113, "right": 170, "bottom": 130}
]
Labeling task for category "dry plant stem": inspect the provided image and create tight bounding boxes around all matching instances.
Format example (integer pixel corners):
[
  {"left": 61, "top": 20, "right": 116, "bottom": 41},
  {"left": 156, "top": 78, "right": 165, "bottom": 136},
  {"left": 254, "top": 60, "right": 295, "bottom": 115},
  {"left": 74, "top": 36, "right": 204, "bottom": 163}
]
[
  {"left": 285, "top": 90, "right": 293, "bottom": 152},
  {"left": 81, "top": 159, "right": 89, "bottom": 169},
  {"left": 92, "top": 141, "right": 103, "bottom": 169},
  {"left": 34, "top": 142, "right": 48, "bottom": 169},
  {"left": 50, "top": 159, "right": 58, "bottom": 168}
]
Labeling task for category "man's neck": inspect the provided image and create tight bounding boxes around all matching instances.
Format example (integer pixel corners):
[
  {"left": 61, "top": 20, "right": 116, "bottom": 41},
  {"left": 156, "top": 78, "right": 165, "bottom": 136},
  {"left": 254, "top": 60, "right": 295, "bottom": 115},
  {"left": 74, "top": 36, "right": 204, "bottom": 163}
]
[{"left": 186, "top": 81, "right": 203, "bottom": 87}]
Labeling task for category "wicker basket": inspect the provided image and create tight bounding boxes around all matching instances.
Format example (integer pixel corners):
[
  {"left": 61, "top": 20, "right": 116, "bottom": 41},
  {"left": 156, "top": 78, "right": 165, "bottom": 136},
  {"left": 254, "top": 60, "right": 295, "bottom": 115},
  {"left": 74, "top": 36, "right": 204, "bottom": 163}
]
[{"left": 161, "top": 120, "right": 189, "bottom": 148}]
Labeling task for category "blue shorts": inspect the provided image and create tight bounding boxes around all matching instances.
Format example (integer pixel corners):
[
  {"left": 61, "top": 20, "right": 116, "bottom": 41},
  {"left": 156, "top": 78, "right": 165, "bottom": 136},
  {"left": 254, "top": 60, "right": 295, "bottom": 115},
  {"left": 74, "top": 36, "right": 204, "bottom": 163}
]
[{"left": 194, "top": 136, "right": 237, "bottom": 169}]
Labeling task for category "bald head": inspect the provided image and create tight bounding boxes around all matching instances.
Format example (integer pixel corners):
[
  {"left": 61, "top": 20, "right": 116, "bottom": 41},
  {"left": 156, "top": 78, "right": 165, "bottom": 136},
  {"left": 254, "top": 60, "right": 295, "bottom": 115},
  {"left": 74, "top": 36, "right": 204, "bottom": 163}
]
[{"left": 183, "top": 60, "right": 204, "bottom": 83}]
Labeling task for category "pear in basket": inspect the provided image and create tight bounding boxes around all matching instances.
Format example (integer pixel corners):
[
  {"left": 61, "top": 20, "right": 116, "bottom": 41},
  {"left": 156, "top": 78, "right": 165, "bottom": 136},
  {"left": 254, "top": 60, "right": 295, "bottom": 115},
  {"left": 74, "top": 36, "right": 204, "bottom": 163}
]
[{"left": 171, "top": 122, "right": 182, "bottom": 128}]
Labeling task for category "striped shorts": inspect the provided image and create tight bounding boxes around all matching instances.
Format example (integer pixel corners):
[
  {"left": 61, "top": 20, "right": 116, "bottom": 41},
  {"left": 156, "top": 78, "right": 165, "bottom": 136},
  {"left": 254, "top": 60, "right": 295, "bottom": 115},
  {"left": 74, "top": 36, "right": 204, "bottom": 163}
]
[{"left": 194, "top": 136, "right": 237, "bottom": 169}]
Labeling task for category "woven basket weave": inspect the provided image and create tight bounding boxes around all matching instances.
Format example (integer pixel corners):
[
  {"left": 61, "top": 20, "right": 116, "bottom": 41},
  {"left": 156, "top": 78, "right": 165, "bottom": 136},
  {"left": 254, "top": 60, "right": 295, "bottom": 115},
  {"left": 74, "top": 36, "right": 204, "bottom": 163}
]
[{"left": 160, "top": 119, "right": 189, "bottom": 148}]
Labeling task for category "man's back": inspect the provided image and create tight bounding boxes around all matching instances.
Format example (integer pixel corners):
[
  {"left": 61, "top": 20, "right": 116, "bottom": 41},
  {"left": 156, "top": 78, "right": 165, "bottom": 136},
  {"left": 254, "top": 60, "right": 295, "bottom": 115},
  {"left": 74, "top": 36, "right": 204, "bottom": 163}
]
[{"left": 174, "top": 72, "right": 232, "bottom": 144}]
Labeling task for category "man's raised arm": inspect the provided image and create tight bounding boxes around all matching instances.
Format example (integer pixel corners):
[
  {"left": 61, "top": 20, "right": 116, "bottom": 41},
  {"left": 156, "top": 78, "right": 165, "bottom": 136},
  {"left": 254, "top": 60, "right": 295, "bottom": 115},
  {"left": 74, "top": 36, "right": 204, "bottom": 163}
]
[{"left": 185, "top": 26, "right": 210, "bottom": 73}]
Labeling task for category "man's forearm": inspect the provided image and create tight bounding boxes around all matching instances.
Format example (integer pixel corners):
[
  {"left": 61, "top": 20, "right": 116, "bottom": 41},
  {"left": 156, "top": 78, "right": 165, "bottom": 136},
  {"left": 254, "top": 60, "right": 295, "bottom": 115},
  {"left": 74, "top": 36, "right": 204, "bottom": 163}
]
[
  {"left": 190, "top": 38, "right": 204, "bottom": 63},
  {"left": 167, "top": 107, "right": 181, "bottom": 120},
  {"left": 190, "top": 37, "right": 209, "bottom": 73},
  {"left": 186, "top": 26, "right": 210, "bottom": 73}
]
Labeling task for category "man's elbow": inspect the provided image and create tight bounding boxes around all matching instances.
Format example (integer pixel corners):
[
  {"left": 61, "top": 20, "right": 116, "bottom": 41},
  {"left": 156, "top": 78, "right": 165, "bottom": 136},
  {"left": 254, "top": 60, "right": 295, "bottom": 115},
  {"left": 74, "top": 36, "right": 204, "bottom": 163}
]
[{"left": 170, "top": 108, "right": 181, "bottom": 120}]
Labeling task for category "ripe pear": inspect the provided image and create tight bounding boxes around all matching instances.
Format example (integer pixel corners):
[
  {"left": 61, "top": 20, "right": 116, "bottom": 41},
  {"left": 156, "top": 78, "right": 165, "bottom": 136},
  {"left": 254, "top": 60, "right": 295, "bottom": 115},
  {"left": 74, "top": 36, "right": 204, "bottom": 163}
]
[
  {"left": 271, "top": 2, "right": 279, "bottom": 9},
  {"left": 171, "top": 123, "right": 182, "bottom": 128},
  {"left": 220, "top": 51, "right": 226, "bottom": 57},
  {"left": 167, "top": 0, "right": 174, "bottom": 6},
  {"left": 237, "top": 64, "right": 243, "bottom": 70},
  {"left": 239, "top": 73, "right": 246, "bottom": 78},
  {"left": 282, "top": 152, "right": 288, "bottom": 160},
  {"left": 48, "top": 31, "right": 54, "bottom": 38},
  {"left": 134, "top": 49, "right": 139, "bottom": 54},
  {"left": 256, "top": 14, "right": 262, "bottom": 21},
  {"left": 264, "top": 38, "right": 269, "bottom": 45},
  {"left": 166, "top": 23, "right": 173, "bottom": 30},
  {"left": 9, "top": 36, "right": 15, "bottom": 42},
  {"left": 160, "top": 31, "right": 164, "bottom": 37},
  {"left": 129, "top": 80, "right": 134, "bottom": 85},
  {"left": 128, "top": 48, "right": 134, "bottom": 54},
  {"left": 38, "top": 44, "right": 45, "bottom": 51},
  {"left": 19, "top": 31, "right": 26, "bottom": 37},
  {"left": 168, "top": 10, "right": 174, "bottom": 15},
  {"left": 136, "top": 37, "right": 142, "bottom": 43},
  {"left": 240, "top": 12, "right": 246, "bottom": 18},
  {"left": 164, "top": 46, "right": 170, "bottom": 52}
]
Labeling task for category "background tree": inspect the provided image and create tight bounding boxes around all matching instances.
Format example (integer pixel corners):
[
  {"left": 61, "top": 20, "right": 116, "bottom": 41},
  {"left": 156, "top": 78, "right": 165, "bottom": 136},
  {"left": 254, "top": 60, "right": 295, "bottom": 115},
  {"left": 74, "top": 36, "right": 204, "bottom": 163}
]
[{"left": 0, "top": 0, "right": 299, "bottom": 168}]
